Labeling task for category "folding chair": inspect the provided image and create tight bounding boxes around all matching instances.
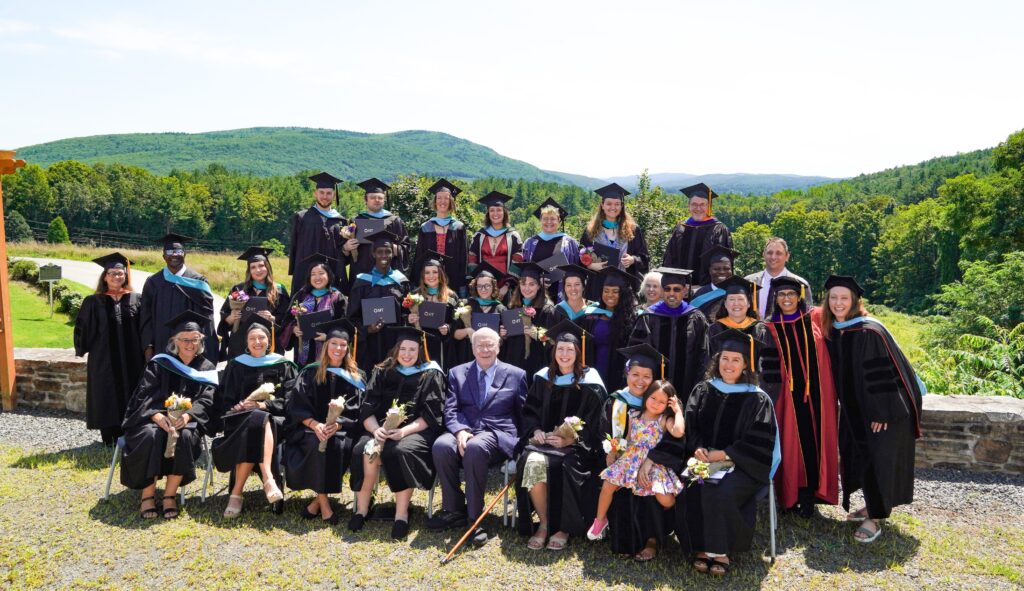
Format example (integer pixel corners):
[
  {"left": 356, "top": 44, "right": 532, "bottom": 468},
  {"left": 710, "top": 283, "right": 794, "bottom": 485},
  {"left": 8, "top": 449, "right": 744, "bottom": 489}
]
[
  {"left": 102, "top": 434, "right": 215, "bottom": 505},
  {"left": 755, "top": 482, "right": 778, "bottom": 563}
]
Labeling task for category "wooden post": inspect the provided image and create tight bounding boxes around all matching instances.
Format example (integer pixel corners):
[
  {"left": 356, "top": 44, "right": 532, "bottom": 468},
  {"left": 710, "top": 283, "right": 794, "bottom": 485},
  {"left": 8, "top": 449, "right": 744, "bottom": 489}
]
[{"left": 0, "top": 150, "right": 27, "bottom": 411}]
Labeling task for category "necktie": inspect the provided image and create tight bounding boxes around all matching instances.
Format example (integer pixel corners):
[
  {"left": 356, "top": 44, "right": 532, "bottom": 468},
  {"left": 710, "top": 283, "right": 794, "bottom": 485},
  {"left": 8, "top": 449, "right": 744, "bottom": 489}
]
[{"left": 477, "top": 368, "right": 488, "bottom": 407}]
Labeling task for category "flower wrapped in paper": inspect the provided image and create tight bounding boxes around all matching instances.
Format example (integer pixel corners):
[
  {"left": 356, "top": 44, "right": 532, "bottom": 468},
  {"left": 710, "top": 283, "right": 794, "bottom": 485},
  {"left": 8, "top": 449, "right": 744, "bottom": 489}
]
[
  {"left": 228, "top": 289, "right": 251, "bottom": 331},
  {"left": 163, "top": 394, "right": 193, "bottom": 459},
  {"left": 551, "top": 415, "right": 584, "bottom": 442},
  {"left": 245, "top": 382, "right": 277, "bottom": 403},
  {"left": 602, "top": 434, "right": 627, "bottom": 455},
  {"left": 382, "top": 399, "right": 409, "bottom": 431},
  {"left": 290, "top": 303, "right": 309, "bottom": 354},
  {"left": 318, "top": 396, "right": 346, "bottom": 453},
  {"left": 454, "top": 300, "right": 472, "bottom": 327}
]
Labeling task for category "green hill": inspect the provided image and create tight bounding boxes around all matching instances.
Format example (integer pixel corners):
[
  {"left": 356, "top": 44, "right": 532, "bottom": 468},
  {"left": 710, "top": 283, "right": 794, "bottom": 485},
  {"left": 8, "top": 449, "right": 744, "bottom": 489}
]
[{"left": 16, "top": 127, "right": 604, "bottom": 186}]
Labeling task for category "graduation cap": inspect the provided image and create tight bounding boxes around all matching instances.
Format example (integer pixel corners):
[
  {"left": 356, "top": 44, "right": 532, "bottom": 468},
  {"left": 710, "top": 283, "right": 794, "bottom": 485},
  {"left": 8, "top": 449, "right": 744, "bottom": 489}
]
[
  {"left": 618, "top": 343, "right": 668, "bottom": 380},
  {"left": 766, "top": 275, "right": 808, "bottom": 317},
  {"left": 357, "top": 177, "right": 390, "bottom": 194},
  {"left": 594, "top": 183, "right": 631, "bottom": 200},
  {"left": 824, "top": 274, "right": 864, "bottom": 297},
  {"left": 512, "top": 261, "right": 546, "bottom": 282},
  {"left": 369, "top": 230, "right": 401, "bottom": 249},
  {"left": 156, "top": 233, "right": 193, "bottom": 249},
  {"left": 244, "top": 313, "right": 273, "bottom": 335},
  {"left": 599, "top": 266, "right": 640, "bottom": 291},
  {"left": 545, "top": 318, "right": 595, "bottom": 363},
  {"left": 716, "top": 275, "right": 758, "bottom": 314},
  {"left": 700, "top": 245, "right": 740, "bottom": 269},
  {"left": 428, "top": 178, "right": 462, "bottom": 198},
  {"left": 469, "top": 260, "right": 506, "bottom": 282},
  {"left": 680, "top": 182, "right": 719, "bottom": 215},
  {"left": 237, "top": 246, "right": 272, "bottom": 263},
  {"left": 297, "top": 252, "right": 337, "bottom": 270},
  {"left": 93, "top": 252, "right": 130, "bottom": 270},
  {"left": 316, "top": 318, "right": 357, "bottom": 341},
  {"left": 712, "top": 328, "right": 756, "bottom": 368},
  {"left": 165, "top": 309, "right": 210, "bottom": 333},
  {"left": 477, "top": 191, "right": 512, "bottom": 208},
  {"left": 309, "top": 172, "right": 342, "bottom": 190},
  {"left": 557, "top": 264, "right": 595, "bottom": 286},
  {"left": 654, "top": 267, "right": 693, "bottom": 287},
  {"left": 532, "top": 197, "right": 569, "bottom": 220},
  {"left": 421, "top": 250, "right": 451, "bottom": 269}
]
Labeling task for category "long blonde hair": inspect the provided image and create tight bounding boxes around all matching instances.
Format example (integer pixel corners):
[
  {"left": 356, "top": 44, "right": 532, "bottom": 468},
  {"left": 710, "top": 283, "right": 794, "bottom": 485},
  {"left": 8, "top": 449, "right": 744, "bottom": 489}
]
[
  {"left": 315, "top": 335, "right": 360, "bottom": 384},
  {"left": 585, "top": 202, "right": 637, "bottom": 242}
]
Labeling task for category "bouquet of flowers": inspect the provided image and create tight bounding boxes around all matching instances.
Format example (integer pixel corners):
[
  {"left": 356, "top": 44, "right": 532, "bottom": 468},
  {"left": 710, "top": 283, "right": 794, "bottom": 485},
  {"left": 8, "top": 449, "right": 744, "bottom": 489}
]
[
  {"left": 520, "top": 306, "right": 538, "bottom": 354},
  {"left": 382, "top": 399, "right": 409, "bottom": 431},
  {"left": 580, "top": 246, "right": 602, "bottom": 267},
  {"left": 318, "top": 396, "right": 346, "bottom": 452},
  {"left": 402, "top": 292, "right": 425, "bottom": 313},
  {"left": 363, "top": 439, "right": 381, "bottom": 462},
  {"left": 454, "top": 300, "right": 473, "bottom": 327},
  {"left": 163, "top": 394, "right": 193, "bottom": 459},
  {"left": 339, "top": 223, "right": 359, "bottom": 261},
  {"left": 245, "top": 382, "right": 277, "bottom": 403},
  {"left": 602, "top": 434, "right": 627, "bottom": 455},
  {"left": 228, "top": 289, "right": 250, "bottom": 331},
  {"left": 685, "top": 457, "right": 711, "bottom": 485},
  {"left": 290, "top": 303, "right": 309, "bottom": 353},
  {"left": 536, "top": 327, "right": 549, "bottom": 343},
  {"left": 550, "top": 416, "right": 584, "bottom": 442}
]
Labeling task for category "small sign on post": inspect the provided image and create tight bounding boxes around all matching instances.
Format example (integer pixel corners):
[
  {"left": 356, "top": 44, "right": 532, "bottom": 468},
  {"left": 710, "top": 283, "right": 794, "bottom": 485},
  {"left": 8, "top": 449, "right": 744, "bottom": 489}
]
[{"left": 38, "top": 264, "right": 62, "bottom": 317}]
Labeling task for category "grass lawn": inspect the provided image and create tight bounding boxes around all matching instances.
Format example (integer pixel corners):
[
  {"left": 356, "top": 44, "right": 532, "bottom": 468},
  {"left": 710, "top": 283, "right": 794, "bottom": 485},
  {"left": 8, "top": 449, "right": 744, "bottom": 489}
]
[
  {"left": 8, "top": 241, "right": 292, "bottom": 295},
  {"left": 871, "top": 307, "right": 931, "bottom": 368},
  {"left": 0, "top": 441, "right": 1021, "bottom": 590},
  {"left": 6, "top": 281, "right": 77, "bottom": 348}
]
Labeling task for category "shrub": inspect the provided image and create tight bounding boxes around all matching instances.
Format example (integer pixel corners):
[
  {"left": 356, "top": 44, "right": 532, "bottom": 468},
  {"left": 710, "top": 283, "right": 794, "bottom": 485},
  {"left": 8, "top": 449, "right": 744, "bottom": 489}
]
[
  {"left": 4, "top": 210, "right": 33, "bottom": 242},
  {"left": 46, "top": 216, "right": 71, "bottom": 244},
  {"left": 260, "top": 238, "right": 286, "bottom": 257},
  {"left": 9, "top": 259, "right": 38, "bottom": 281}
]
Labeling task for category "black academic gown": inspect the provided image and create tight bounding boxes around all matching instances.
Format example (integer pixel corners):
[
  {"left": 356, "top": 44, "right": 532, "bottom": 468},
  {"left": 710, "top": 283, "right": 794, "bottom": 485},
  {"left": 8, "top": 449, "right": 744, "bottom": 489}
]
[
  {"left": 349, "top": 365, "right": 446, "bottom": 493},
  {"left": 280, "top": 288, "right": 348, "bottom": 366},
  {"left": 119, "top": 356, "right": 217, "bottom": 489},
  {"left": 690, "top": 283, "right": 727, "bottom": 321},
  {"left": 411, "top": 219, "right": 468, "bottom": 295},
  {"left": 412, "top": 293, "right": 459, "bottom": 372},
  {"left": 628, "top": 305, "right": 710, "bottom": 405},
  {"left": 73, "top": 292, "right": 145, "bottom": 433},
  {"left": 663, "top": 220, "right": 733, "bottom": 288},
  {"left": 581, "top": 308, "right": 635, "bottom": 392},
  {"left": 216, "top": 281, "right": 291, "bottom": 359},
  {"left": 287, "top": 206, "right": 348, "bottom": 294},
  {"left": 647, "top": 380, "right": 777, "bottom": 555},
  {"left": 346, "top": 270, "right": 411, "bottom": 374},
  {"left": 282, "top": 365, "right": 367, "bottom": 495},
  {"left": 708, "top": 320, "right": 780, "bottom": 403},
  {"left": 515, "top": 368, "right": 608, "bottom": 537},
  {"left": 453, "top": 298, "right": 507, "bottom": 366},
  {"left": 346, "top": 212, "right": 410, "bottom": 287},
  {"left": 139, "top": 268, "right": 219, "bottom": 364},
  {"left": 210, "top": 357, "right": 297, "bottom": 480},
  {"left": 500, "top": 302, "right": 556, "bottom": 387},
  {"left": 827, "top": 320, "right": 923, "bottom": 519},
  {"left": 579, "top": 226, "right": 650, "bottom": 300}
]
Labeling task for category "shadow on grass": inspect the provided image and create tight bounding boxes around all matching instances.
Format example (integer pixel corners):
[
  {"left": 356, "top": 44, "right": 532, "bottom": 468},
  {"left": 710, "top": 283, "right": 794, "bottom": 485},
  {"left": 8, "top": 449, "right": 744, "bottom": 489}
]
[
  {"left": 11, "top": 442, "right": 111, "bottom": 471},
  {"left": 802, "top": 514, "right": 920, "bottom": 573}
]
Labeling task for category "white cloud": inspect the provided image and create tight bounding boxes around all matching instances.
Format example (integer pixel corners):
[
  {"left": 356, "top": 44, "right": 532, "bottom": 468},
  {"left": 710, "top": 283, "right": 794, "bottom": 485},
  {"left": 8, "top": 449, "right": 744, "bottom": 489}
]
[{"left": 0, "top": 19, "right": 38, "bottom": 35}]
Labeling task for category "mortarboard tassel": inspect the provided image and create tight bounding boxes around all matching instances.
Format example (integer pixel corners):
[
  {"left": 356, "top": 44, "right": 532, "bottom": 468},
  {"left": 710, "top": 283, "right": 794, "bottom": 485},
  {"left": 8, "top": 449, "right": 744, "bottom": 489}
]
[
  {"left": 422, "top": 333, "right": 431, "bottom": 363},
  {"left": 752, "top": 283, "right": 758, "bottom": 315}
]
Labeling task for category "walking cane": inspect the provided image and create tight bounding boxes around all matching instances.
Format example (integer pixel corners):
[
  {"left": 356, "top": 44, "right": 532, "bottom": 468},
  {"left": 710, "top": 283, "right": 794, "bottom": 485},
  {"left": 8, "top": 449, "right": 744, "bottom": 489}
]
[{"left": 440, "top": 481, "right": 513, "bottom": 565}]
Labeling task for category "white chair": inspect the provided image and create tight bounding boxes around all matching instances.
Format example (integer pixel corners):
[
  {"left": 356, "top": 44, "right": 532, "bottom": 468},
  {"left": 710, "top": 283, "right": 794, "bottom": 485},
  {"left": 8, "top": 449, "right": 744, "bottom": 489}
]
[
  {"left": 755, "top": 482, "right": 778, "bottom": 563},
  {"left": 102, "top": 434, "right": 215, "bottom": 506}
]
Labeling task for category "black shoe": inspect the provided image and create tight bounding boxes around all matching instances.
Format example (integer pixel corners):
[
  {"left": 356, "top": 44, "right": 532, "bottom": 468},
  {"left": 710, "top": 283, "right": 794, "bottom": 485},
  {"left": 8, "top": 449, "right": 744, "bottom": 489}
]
[
  {"left": 348, "top": 512, "right": 366, "bottom": 532},
  {"left": 797, "top": 501, "right": 816, "bottom": 519},
  {"left": 391, "top": 519, "right": 410, "bottom": 539},
  {"left": 271, "top": 500, "right": 284, "bottom": 515},
  {"left": 323, "top": 511, "right": 340, "bottom": 525},
  {"left": 470, "top": 526, "right": 489, "bottom": 548},
  {"left": 425, "top": 510, "right": 468, "bottom": 531},
  {"left": 300, "top": 506, "right": 319, "bottom": 520}
]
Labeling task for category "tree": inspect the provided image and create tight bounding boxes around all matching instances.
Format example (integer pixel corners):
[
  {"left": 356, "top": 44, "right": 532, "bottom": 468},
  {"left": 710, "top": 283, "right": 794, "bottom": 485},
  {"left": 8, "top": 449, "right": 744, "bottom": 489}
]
[
  {"left": 628, "top": 176, "right": 685, "bottom": 268},
  {"left": 993, "top": 129, "right": 1024, "bottom": 172},
  {"left": 2, "top": 164, "right": 53, "bottom": 222},
  {"left": 240, "top": 187, "right": 276, "bottom": 242},
  {"left": 770, "top": 205, "right": 839, "bottom": 292},
  {"left": 731, "top": 221, "right": 773, "bottom": 277},
  {"left": 47, "top": 216, "right": 70, "bottom": 244},
  {"left": 834, "top": 197, "right": 891, "bottom": 293},
  {"left": 4, "top": 210, "right": 33, "bottom": 242}
]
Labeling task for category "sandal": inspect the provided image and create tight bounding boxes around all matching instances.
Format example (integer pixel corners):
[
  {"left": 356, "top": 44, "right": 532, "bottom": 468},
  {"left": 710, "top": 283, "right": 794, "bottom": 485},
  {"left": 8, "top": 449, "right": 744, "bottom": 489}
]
[
  {"left": 692, "top": 556, "right": 712, "bottom": 573},
  {"left": 224, "top": 494, "right": 244, "bottom": 519},
  {"left": 139, "top": 495, "right": 158, "bottom": 520},
  {"left": 854, "top": 520, "right": 883, "bottom": 543},
  {"left": 546, "top": 532, "right": 569, "bottom": 551},
  {"left": 162, "top": 496, "right": 180, "bottom": 519},
  {"left": 846, "top": 507, "right": 868, "bottom": 522},
  {"left": 634, "top": 541, "right": 657, "bottom": 562},
  {"left": 527, "top": 525, "right": 549, "bottom": 550},
  {"left": 263, "top": 478, "right": 284, "bottom": 504},
  {"left": 709, "top": 559, "right": 731, "bottom": 577}
]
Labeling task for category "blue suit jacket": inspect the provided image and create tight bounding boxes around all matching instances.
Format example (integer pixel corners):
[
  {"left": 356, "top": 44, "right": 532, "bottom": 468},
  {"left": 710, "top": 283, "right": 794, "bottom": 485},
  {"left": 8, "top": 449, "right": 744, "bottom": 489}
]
[{"left": 445, "top": 360, "right": 528, "bottom": 458}]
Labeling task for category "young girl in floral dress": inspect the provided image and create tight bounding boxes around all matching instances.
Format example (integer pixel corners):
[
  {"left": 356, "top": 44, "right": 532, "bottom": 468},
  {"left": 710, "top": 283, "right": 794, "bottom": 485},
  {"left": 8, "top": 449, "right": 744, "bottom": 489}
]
[{"left": 588, "top": 380, "right": 685, "bottom": 541}]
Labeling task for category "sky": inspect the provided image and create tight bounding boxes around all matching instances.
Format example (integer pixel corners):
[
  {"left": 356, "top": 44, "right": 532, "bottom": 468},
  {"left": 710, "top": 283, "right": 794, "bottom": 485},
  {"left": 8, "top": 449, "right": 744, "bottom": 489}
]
[{"left": 1, "top": 0, "right": 1021, "bottom": 179}]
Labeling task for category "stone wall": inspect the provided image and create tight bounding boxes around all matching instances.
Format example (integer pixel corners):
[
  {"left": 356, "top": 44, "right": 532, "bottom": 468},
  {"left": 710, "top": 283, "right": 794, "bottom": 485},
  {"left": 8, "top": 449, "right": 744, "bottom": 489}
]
[
  {"left": 916, "top": 394, "right": 1024, "bottom": 474},
  {"left": 8, "top": 349, "right": 1024, "bottom": 474},
  {"left": 13, "top": 348, "right": 87, "bottom": 413}
]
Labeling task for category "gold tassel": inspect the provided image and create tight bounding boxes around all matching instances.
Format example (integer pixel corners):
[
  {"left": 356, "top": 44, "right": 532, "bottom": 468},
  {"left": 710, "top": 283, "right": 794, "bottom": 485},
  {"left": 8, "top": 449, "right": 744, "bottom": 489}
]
[
  {"left": 752, "top": 283, "right": 758, "bottom": 315},
  {"left": 422, "top": 333, "right": 431, "bottom": 362},
  {"left": 581, "top": 332, "right": 587, "bottom": 367},
  {"left": 660, "top": 357, "right": 665, "bottom": 380},
  {"left": 749, "top": 334, "right": 755, "bottom": 371},
  {"left": 802, "top": 315, "right": 811, "bottom": 401},
  {"left": 352, "top": 331, "right": 358, "bottom": 365},
  {"left": 783, "top": 322, "right": 794, "bottom": 392}
]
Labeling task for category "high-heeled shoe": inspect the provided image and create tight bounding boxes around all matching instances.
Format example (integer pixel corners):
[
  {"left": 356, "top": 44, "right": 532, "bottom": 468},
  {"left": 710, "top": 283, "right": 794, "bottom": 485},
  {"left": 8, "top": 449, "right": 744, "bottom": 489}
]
[{"left": 263, "top": 478, "right": 284, "bottom": 504}]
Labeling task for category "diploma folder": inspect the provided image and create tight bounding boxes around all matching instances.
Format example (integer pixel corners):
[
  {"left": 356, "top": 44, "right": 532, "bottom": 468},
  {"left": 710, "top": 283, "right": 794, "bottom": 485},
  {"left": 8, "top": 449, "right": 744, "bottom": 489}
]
[
  {"left": 471, "top": 312, "right": 501, "bottom": 333},
  {"left": 417, "top": 301, "right": 448, "bottom": 330},
  {"left": 593, "top": 243, "right": 622, "bottom": 268},
  {"left": 355, "top": 218, "right": 388, "bottom": 244},
  {"left": 537, "top": 251, "right": 570, "bottom": 283},
  {"left": 298, "top": 310, "right": 332, "bottom": 337},
  {"left": 361, "top": 297, "right": 398, "bottom": 326},
  {"left": 501, "top": 309, "right": 526, "bottom": 337}
]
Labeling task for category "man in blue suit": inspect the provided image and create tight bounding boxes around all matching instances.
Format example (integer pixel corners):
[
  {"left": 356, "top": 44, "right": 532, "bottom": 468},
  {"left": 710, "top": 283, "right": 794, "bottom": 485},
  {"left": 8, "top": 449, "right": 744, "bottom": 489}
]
[{"left": 427, "top": 327, "right": 528, "bottom": 546}]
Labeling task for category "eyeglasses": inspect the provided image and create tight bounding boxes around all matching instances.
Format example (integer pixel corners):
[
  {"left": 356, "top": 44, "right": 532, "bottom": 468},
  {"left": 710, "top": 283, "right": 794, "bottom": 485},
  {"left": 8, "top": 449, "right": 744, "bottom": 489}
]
[
  {"left": 175, "top": 337, "right": 202, "bottom": 344},
  {"left": 106, "top": 271, "right": 126, "bottom": 277},
  {"left": 474, "top": 342, "right": 498, "bottom": 351},
  {"left": 663, "top": 286, "right": 686, "bottom": 293},
  {"left": 164, "top": 249, "right": 185, "bottom": 256},
  {"left": 776, "top": 291, "right": 799, "bottom": 299}
]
